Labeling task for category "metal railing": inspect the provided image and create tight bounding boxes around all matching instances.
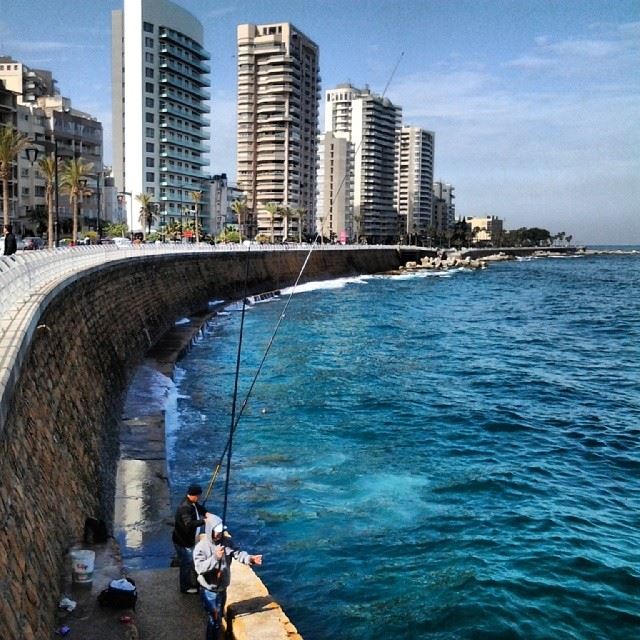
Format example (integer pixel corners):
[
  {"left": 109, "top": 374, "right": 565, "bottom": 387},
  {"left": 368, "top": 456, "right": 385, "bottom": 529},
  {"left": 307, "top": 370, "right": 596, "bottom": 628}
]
[{"left": 0, "top": 243, "right": 394, "bottom": 327}]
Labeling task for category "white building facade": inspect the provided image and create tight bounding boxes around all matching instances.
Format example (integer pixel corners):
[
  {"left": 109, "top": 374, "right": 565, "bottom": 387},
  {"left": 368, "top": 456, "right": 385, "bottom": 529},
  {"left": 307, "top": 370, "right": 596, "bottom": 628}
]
[
  {"left": 0, "top": 58, "right": 104, "bottom": 240},
  {"left": 236, "top": 23, "right": 320, "bottom": 242},
  {"left": 396, "top": 126, "right": 435, "bottom": 243},
  {"left": 112, "top": 0, "right": 210, "bottom": 233},
  {"left": 322, "top": 84, "right": 401, "bottom": 243}
]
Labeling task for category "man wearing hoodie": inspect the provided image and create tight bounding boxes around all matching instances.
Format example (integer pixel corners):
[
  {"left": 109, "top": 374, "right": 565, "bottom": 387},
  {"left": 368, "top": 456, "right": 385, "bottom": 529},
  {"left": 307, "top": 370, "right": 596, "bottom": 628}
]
[
  {"left": 172, "top": 484, "right": 211, "bottom": 594},
  {"left": 193, "top": 515, "right": 262, "bottom": 640}
]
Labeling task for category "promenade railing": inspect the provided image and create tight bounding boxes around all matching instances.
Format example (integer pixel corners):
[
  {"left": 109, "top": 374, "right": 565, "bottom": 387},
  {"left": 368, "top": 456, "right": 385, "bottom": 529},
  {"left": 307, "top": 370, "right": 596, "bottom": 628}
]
[{"left": 0, "top": 243, "right": 392, "bottom": 328}]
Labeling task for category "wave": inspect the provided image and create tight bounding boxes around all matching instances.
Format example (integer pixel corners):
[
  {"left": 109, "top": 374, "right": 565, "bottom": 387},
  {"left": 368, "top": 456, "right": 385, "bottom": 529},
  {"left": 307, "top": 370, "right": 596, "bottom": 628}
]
[{"left": 280, "top": 275, "right": 370, "bottom": 295}]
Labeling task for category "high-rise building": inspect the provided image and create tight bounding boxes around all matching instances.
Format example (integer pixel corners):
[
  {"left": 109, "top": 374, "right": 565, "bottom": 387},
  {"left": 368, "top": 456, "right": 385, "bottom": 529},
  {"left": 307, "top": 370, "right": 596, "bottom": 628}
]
[
  {"left": 322, "top": 84, "right": 401, "bottom": 243},
  {"left": 0, "top": 58, "right": 103, "bottom": 239},
  {"left": 317, "top": 131, "right": 352, "bottom": 242},
  {"left": 236, "top": 22, "right": 320, "bottom": 241},
  {"left": 433, "top": 181, "right": 455, "bottom": 236},
  {"left": 112, "top": 0, "right": 210, "bottom": 233},
  {"left": 396, "top": 126, "right": 435, "bottom": 243}
]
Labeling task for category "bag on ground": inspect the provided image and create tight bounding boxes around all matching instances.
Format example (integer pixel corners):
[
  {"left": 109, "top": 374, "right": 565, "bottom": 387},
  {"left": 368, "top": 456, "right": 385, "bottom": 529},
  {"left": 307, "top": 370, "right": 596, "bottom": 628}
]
[{"left": 97, "top": 578, "right": 137, "bottom": 609}]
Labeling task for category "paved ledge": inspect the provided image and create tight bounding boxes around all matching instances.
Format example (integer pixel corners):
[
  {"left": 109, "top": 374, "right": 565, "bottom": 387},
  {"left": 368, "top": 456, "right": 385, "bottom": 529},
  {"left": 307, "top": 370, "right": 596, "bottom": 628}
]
[{"left": 114, "top": 307, "right": 302, "bottom": 640}]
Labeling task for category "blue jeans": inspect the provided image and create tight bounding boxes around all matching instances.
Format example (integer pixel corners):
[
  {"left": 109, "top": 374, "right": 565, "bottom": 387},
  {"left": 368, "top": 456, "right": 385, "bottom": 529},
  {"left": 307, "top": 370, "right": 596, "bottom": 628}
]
[
  {"left": 174, "top": 544, "right": 196, "bottom": 592},
  {"left": 200, "top": 588, "right": 227, "bottom": 640}
]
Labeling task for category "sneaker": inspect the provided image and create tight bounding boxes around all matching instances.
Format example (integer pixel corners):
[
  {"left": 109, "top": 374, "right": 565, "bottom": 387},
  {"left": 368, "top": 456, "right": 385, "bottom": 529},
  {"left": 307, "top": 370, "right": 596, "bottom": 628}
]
[{"left": 183, "top": 587, "right": 198, "bottom": 594}]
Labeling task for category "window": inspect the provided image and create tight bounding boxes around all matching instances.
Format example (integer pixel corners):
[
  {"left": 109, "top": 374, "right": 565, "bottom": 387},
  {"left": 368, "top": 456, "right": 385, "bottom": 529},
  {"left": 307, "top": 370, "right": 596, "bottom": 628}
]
[
  {"left": 146, "top": 158, "right": 155, "bottom": 167},
  {"left": 146, "top": 172, "right": 155, "bottom": 182},
  {"left": 145, "top": 68, "right": 154, "bottom": 78},
  {"left": 145, "top": 112, "right": 154, "bottom": 123},
  {"left": 145, "top": 37, "right": 154, "bottom": 48},
  {"left": 145, "top": 52, "right": 154, "bottom": 63},
  {"left": 146, "top": 97, "right": 154, "bottom": 108},
  {"left": 144, "top": 22, "right": 154, "bottom": 33},
  {"left": 146, "top": 142, "right": 155, "bottom": 152},
  {"left": 146, "top": 127, "right": 155, "bottom": 137},
  {"left": 145, "top": 82, "right": 154, "bottom": 93}
]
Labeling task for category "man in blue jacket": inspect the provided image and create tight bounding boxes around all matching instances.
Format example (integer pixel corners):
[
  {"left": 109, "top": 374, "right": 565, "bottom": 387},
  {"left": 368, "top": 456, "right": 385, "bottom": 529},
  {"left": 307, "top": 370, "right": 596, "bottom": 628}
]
[
  {"left": 172, "top": 484, "right": 211, "bottom": 593},
  {"left": 194, "top": 515, "right": 262, "bottom": 639}
]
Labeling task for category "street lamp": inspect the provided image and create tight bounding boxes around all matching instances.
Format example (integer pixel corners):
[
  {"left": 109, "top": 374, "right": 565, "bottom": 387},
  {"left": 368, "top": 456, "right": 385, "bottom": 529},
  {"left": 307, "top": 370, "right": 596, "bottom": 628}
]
[{"left": 117, "top": 191, "right": 133, "bottom": 237}]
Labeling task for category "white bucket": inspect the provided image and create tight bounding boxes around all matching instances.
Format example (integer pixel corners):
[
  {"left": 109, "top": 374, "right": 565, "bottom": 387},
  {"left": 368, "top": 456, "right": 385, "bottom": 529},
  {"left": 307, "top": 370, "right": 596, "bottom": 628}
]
[{"left": 70, "top": 549, "right": 95, "bottom": 584}]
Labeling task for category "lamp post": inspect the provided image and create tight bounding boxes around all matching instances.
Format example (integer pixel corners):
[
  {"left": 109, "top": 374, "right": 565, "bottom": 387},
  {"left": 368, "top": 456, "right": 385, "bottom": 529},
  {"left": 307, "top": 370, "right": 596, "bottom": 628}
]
[
  {"left": 95, "top": 172, "right": 102, "bottom": 240},
  {"left": 42, "top": 137, "right": 61, "bottom": 246},
  {"left": 79, "top": 178, "right": 87, "bottom": 242},
  {"left": 24, "top": 144, "right": 39, "bottom": 238},
  {"left": 117, "top": 191, "right": 133, "bottom": 237}
]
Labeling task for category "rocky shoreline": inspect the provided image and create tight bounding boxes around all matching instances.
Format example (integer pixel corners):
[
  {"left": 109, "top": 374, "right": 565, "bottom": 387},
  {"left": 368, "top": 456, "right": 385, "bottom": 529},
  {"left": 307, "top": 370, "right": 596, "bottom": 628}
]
[{"left": 397, "top": 247, "right": 587, "bottom": 273}]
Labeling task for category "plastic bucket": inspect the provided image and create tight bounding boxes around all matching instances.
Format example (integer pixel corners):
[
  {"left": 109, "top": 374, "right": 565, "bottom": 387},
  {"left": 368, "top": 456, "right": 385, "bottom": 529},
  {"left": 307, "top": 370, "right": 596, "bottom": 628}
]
[{"left": 70, "top": 549, "right": 95, "bottom": 584}]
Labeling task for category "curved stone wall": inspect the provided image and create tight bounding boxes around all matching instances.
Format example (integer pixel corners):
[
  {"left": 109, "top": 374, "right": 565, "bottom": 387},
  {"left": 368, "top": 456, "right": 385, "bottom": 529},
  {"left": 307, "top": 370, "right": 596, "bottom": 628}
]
[{"left": 0, "top": 248, "right": 401, "bottom": 639}]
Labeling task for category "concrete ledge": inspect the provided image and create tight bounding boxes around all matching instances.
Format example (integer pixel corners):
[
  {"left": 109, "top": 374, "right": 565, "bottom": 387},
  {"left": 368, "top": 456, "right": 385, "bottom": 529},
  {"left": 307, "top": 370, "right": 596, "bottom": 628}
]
[{"left": 227, "top": 563, "right": 302, "bottom": 640}]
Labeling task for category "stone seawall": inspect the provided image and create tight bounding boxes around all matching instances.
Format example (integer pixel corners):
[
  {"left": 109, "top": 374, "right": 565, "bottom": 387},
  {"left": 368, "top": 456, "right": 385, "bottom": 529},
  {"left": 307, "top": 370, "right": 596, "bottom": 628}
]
[{"left": 0, "top": 248, "right": 401, "bottom": 639}]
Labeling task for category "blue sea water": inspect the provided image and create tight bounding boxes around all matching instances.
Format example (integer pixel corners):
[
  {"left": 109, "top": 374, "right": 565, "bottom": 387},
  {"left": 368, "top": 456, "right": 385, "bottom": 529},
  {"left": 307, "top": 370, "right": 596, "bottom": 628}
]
[{"left": 168, "top": 252, "right": 640, "bottom": 639}]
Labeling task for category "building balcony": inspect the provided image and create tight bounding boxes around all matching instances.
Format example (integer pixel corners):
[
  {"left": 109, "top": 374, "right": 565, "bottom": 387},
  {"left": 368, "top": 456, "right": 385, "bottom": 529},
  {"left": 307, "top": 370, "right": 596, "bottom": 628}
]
[
  {"left": 159, "top": 30, "right": 210, "bottom": 60},
  {"left": 159, "top": 45, "right": 211, "bottom": 74}
]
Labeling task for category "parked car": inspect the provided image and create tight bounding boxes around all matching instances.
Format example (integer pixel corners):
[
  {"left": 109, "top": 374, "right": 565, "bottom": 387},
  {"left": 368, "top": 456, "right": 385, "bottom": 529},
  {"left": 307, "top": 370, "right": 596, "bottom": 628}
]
[
  {"left": 112, "top": 237, "right": 133, "bottom": 248},
  {"left": 21, "top": 237, "right": 45, "bottom": 250}
]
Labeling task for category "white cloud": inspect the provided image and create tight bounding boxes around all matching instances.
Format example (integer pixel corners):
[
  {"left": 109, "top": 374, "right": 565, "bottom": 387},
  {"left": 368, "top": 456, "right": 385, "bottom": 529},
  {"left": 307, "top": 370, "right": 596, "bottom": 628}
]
[{"left": 3, "top": 39, "right": 85, "bottom": 53}]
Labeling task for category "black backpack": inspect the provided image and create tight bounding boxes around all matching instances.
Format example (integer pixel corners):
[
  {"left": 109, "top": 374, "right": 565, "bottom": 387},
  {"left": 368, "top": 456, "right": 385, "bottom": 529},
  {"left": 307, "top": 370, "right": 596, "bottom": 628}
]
[{"left": 98, "top": 578, "right": 137, "bottom": 609}]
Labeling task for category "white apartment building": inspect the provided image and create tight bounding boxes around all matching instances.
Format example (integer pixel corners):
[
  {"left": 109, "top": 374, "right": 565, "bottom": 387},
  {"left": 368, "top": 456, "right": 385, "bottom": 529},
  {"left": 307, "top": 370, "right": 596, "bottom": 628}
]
[
  {"left": 112, "top": 0, "right": 210, "bottom": 233},
  {"left": 0, "top": 58, "right": 103, "bottom": 239},
  {"left": 317, "top": 131, "right": 352, "bottom": 242},
  {"left": 322, "top": 84, "right": 401, "bottom": 243},
  {"left": 236, "top": 23, "right": 320, "bottom": 242},
  {"left": 395, "top": 126, "right": 435, "bottom": 243}
]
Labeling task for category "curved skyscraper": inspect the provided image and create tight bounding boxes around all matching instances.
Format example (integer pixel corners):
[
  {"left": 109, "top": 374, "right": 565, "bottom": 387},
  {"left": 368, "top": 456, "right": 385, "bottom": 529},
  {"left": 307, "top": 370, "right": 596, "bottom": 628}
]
[{"left": 112, "top": 0, "right": 210, "bottom": 232}]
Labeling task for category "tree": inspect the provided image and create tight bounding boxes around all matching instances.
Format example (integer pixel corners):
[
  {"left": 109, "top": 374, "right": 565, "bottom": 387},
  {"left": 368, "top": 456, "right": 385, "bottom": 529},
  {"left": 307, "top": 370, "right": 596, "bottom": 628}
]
[
  {"left": 190, "top": 190, "right": 202, "bottom": 244},
  {"left": 38, "top": 154, "right": 57, "bottom": 248},
  {"left": 0, "top": 126, "right": 30, "bottom": 227},
  {"left": 265, "top": 202, "right": 279, "bottom": 243},
  {"left": 230, "top": 197, "right": 248, "bottom": 242},
  {"left": 103, "top": 221, "right": 129, "bottom": 238},
  {"left": 135, "top": 192, "right": 156, "bottom": 238},
  {"left": 60, "top": 157, "right": 93, "bottom": 244},
  {"left": 290, "top": 208, "right": 305, "bottom": 243}
]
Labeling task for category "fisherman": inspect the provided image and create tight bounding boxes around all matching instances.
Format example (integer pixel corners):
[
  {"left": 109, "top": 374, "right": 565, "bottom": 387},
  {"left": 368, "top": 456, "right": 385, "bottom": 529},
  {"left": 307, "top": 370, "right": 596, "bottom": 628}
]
[
  {"left": 172, "top": 484, "right": 211, "bottom": 594},
  {"left": 193, "top": 515, "right": 262, "bottom": 640}
]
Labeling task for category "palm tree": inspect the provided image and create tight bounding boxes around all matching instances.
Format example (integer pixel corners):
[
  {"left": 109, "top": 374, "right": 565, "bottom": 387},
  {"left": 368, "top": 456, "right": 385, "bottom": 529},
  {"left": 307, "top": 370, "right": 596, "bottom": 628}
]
[
  {"left": 230, "top": 197, "right": 248, "bottom": 242},
  {"left": 190, "top": 190, "right": 202, "bottom": 244},
  {"left": 135, "top": 192, "right": 156, "bottom": 238},
  {"left": 291, "top": 208, "right": 305, "bottom": 243},
  {"left": 0, "top": 126, "right": 30, "bottom": 227},
  {"left": 38, "top": 154, "right": 57, "bottom": 248},
  {"left": 265, "top": 202, "right": 279, "bottom": 243},
  {"left": 60, "top": 157, "right": 94, "bottom": 244}
]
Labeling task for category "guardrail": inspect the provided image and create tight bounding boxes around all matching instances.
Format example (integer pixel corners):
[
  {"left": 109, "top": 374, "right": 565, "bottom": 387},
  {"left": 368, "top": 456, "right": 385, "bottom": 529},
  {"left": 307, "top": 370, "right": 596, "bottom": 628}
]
[{"left": 0, "top": 243, "right": 396, "bottom": 327}]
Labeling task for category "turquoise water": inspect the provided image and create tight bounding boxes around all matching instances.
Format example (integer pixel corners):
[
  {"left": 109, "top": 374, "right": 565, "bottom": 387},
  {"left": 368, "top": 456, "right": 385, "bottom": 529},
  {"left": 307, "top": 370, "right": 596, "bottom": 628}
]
[{"left": 169, "top": 252, "right": 640, "bottom": 639}]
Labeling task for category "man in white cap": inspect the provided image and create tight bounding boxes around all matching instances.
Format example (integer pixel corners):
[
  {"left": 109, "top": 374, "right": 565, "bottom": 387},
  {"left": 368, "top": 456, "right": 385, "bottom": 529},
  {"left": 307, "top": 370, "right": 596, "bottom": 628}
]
[{"left": 193, "top": 515, "right": 262, "bottom": 639}]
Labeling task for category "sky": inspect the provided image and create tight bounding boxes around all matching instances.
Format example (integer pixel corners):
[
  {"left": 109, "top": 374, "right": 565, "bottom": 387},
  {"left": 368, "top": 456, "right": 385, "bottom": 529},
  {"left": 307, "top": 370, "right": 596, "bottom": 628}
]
[{"left": 1, "top": 0, "right": 638, "bottom": 244}]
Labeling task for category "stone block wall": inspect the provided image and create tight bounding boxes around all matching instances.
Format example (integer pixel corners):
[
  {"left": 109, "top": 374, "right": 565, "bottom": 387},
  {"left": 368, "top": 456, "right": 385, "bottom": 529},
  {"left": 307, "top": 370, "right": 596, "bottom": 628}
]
[{"left": 0, "top": 248, "right": 401, "bottom": 639}]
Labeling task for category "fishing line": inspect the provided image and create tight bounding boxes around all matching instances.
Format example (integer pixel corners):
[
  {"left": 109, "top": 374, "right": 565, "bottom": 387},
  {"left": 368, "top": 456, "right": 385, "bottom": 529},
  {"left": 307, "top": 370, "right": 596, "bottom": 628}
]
[{"left": 203, "top": 51, "right": 406, "bottom": 506}]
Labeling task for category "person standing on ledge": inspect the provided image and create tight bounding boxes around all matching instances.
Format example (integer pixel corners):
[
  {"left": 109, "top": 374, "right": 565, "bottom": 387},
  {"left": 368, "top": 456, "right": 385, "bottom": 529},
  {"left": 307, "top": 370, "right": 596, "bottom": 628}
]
[
  {"left": 172, "top": 484, "right": 211, "bottom": 594},
  {"left": 3, "top": 224, "right": 17, "bottom": 255},
  {"left": 194, "top": 515, "right": 262, "bottom": 640}
]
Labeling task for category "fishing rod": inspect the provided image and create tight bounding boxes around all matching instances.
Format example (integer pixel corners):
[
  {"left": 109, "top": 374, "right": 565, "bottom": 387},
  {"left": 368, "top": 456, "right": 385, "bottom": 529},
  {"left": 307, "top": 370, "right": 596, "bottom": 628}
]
[{"left": 203, "top": 51, "right": 407, "bottom": 507}]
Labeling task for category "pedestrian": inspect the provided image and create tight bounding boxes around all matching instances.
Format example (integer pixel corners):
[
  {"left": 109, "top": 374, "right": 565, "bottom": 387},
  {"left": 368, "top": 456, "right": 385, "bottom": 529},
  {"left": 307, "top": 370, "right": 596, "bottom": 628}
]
[
  {"left": 194, "top": 515, "right": 262, "bottom": 640},
  {"left": 3, "top": 224, "right": 17, "bottom": 256},
  {"left": 172, "top": 484, "right": 210, "bottom": 594}
]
